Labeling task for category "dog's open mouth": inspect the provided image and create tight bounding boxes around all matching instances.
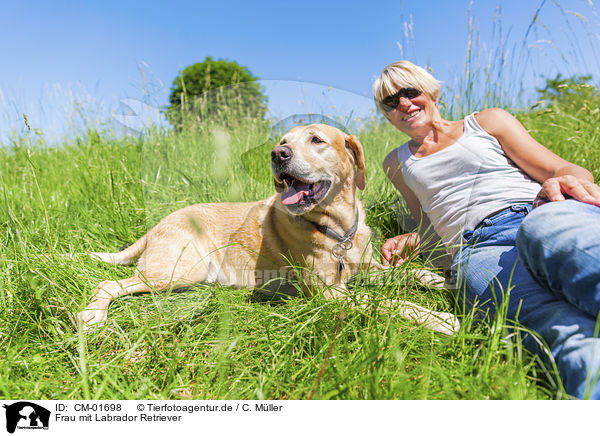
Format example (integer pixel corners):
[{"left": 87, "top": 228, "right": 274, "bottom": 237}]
[{"left": 277, "top": 173, "right": 331, "bottom": 208}]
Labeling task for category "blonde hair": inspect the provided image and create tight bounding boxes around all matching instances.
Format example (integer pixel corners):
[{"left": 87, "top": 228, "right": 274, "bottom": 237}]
[{"left": 373, "top": 61, "right": 441, "bottom": 108}]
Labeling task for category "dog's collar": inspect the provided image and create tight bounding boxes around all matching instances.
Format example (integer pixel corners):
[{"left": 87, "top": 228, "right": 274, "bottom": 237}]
[
  {"left": 308, "top": 210, "right": 359, "bottom": 275},
  {"left": 310, "top": 210, "right": 359, "bottom": 244}
]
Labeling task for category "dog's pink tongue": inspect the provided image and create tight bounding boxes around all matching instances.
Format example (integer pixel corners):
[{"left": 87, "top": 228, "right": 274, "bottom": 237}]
[{"left": 281, "top": 182, "right": 311, "bottom": 205}]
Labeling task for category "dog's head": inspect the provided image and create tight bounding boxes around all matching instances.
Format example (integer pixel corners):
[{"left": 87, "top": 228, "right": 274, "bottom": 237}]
[{"left": 271, "top": 124, "right": 366, "bottom": 215}]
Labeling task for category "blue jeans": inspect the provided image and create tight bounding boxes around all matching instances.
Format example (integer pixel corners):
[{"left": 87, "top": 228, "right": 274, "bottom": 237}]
[{"left": 452, "top": 200, "right": 600, "bottom": 399}]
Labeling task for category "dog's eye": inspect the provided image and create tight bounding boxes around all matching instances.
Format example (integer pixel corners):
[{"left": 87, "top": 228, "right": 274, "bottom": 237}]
[{"left": 311, "top": 136, "right": 324, "bottom": 144}]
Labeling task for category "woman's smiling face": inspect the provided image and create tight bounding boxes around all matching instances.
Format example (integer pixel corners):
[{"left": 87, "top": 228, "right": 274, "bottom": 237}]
[{"left": 383, "top": 89, "right": 439, "bottom": 136}]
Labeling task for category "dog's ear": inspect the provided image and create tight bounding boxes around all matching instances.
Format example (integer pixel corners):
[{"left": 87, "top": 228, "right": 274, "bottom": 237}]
[{"left": 345, "top": 134, "right": 366, "bottom": 190}]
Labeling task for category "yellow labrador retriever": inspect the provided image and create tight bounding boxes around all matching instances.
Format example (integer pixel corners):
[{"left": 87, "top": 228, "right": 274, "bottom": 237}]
[{"left": 80, "top": 124, "right": 459, "bottom": 334}]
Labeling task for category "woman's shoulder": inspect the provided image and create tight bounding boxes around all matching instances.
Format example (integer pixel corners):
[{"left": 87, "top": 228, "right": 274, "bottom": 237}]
[
  {"left": 383, "top": 142, "right": 412, "bottom": 170},
  {"left": 383, "top": 145, "right": 400, "bottom": 170},
  {"left": 473, "top": 108, "right": 517, "bottom": 136}
]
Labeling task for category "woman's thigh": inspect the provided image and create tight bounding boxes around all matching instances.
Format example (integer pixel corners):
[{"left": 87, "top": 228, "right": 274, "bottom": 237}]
[
  {"left": 517, "top": 199, "right": 600, "bottom": 318},
  {"left": 453, "top": 209, "right": 541, "bottom": 319},
  {"left": 455, "top": 233, "right": 555, "bottom": 322}
]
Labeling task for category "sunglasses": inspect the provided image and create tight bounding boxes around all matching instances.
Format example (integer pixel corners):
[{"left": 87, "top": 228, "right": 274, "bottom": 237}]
[{"left": 378, "top": 87, "right": 422, "bottom": 113}]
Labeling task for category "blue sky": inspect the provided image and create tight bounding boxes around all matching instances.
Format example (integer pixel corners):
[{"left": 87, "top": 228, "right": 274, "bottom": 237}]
[{"left": 1, "top": 0, "right": 599, "bottom": 140}]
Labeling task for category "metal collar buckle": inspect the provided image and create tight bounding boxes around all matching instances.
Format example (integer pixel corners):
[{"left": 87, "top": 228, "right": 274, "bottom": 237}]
[
  {"left": 307, "top": 210, "right": 359, "bottom": 276},
  {"left": 332, "top": 238, "right": 353, "bottom": 275}
]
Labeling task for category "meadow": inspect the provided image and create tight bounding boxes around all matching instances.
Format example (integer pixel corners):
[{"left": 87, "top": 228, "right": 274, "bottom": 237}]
[{"left": 1, "top": 76, "right": 598, "bottom": 401}]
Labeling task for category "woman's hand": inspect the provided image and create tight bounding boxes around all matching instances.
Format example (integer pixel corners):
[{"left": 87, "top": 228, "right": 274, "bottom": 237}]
[
  {"left": 381, "top": 233, "right": 421, "bottom": 266},
  {"left": 533, "top": 175, "right": 600, "bottom": 209}
]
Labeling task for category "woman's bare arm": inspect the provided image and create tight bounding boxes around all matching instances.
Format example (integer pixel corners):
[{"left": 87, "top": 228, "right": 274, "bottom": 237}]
[
  {"left": 476, "top": 108, "right": 600, "bottom": 207},
  {"left": 381, "top": 148, "right": 442, "bottom": 265}
]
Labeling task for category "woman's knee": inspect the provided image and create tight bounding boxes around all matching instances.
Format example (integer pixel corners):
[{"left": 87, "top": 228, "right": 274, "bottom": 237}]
[
  {"left": 518, "top": 200, "right": 579, "bottom": 243},
  {"left": 517, "top": 199, "right": 600, "bottom": 262}
]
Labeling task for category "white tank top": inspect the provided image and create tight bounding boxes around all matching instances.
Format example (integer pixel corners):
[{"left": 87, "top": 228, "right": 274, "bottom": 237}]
[{"left": 397, "top": 112, "right": 541, "bottom": 249}]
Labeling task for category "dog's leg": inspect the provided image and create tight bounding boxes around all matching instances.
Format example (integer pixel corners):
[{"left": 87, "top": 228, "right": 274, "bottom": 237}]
[
  {"left": 389, "top": 300, "right": 460, "bottom": 335},
  {"left": 78, "top": 275, "right": 169, "bottom": 328},
  {"left": 323, "top": 265, "right": 459, "bottom": 334},
  {"left": 378, "top": 264, "right": 458, "bottom": 333},
  {"left": 367, "top": 261, "right": 447, "bottom": 288},
  {"left": 410, "top": 267, "right": 446, "bottom": 288},
  {"left": 323, "top": 286, "right": 459, "bottom": 335}
]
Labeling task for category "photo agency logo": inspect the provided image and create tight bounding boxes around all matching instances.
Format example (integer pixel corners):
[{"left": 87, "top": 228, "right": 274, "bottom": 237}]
[{"left": 2, "top": 402, "right": 50, "bottom": 434}]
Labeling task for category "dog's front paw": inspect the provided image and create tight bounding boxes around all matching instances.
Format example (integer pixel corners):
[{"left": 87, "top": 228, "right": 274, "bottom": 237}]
[
  {"left": 395, "top": 301, "right": 461, "bottom": 336},
  {"left": 77, "top": 305, "right": 108, "bottom": 329},
  {"left": 412, "top": 268, "right": 446, "bottom": 288},
  {"left": 425, "top": 311, "right": 460, "bottom": 335}
]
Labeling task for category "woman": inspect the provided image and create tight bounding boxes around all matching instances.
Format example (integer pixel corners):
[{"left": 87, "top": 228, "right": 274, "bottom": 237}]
[{"left": 374, "top": 60, "right": 600, "bottom": 399}]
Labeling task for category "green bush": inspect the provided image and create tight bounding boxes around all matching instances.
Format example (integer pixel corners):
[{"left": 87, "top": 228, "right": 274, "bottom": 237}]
[
  {"left": 166, "top": 56, "right": 268, "bottom": 128},
  {"left": 533, "top": 74, "right": 599, "bottom": 111}
]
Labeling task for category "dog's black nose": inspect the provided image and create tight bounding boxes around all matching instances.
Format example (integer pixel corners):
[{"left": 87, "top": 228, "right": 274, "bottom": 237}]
[{"left": 271, "top": 145, "right": 293, "bottom": 164}]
